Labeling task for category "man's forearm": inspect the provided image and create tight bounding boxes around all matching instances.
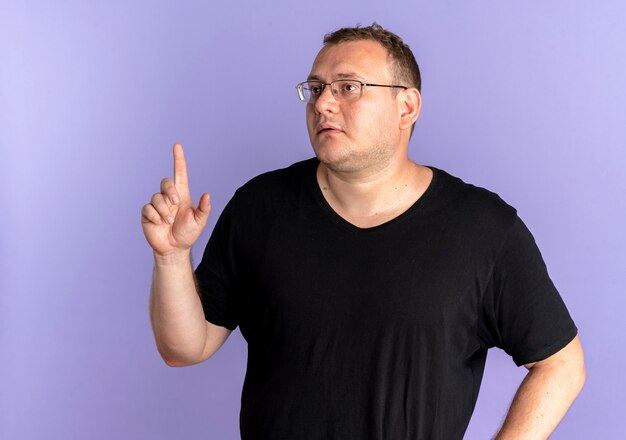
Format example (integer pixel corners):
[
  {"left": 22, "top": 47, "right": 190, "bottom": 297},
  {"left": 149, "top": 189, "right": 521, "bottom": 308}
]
[
  {"left": 494, "top": 336, "right": 585, "bottom": 439},
  {"left": 149, "top": 250, "right": 208, "bottom": 366}
]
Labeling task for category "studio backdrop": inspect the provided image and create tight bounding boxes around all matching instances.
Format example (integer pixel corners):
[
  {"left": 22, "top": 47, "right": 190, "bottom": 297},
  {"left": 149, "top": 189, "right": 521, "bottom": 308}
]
[{"left": 1, "top": 1, "right": 625, "bottom": 438}]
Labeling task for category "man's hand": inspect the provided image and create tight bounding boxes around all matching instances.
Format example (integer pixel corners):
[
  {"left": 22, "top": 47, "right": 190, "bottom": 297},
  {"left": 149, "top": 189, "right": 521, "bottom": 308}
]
[
  {"left": 142, "top": 144, "right": 230, "bottom": 366},
  {"left": 141, "top": 143, "right": 211, "bottom": 257}
]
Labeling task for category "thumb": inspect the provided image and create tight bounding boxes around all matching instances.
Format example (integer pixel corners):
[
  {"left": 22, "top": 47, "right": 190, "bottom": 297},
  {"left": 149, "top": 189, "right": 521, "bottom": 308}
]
[{"left": 194, "top": 192, "right": 212, "bottom": 223}]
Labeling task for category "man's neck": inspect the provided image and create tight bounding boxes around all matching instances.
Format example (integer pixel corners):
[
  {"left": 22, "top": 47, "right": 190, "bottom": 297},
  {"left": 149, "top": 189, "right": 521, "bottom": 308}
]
[{"left": 316, "top": 157, "right": 433, "bottom": 228}]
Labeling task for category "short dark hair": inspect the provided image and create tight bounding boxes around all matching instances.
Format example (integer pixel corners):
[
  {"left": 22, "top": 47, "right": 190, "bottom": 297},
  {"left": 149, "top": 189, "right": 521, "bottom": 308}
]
[{"left": 323, "top": 23, "right": 421, "bottom": 92}]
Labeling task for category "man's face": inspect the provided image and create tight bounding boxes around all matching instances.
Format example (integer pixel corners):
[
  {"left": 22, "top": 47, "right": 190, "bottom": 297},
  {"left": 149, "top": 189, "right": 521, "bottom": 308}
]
[{"left": 306, "top": 40, "right": 404, "bottom": 174}]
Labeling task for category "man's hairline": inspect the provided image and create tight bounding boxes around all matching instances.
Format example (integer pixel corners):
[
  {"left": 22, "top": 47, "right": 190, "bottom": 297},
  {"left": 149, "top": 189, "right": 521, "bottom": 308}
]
[
  {"left": 327, "top": 41, "right": 413, "bottom": 88},
  {"left": 310, "top": 41, "right": 407, "bottom": 87}
]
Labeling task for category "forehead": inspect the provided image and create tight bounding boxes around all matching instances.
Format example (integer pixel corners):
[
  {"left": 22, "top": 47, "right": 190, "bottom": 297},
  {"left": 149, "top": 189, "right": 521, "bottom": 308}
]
[{"left": 308, "top": 40, "right": 392, "bottom": 81}]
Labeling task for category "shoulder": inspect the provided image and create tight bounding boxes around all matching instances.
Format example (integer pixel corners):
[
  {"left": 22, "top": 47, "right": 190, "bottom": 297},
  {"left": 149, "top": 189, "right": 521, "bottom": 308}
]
[
  {"left": 429, "top": 166, "right": 518, "bottom": 235},
  {"left": 227, "top": 157, "right": 318, "bottom": 212},
  {"left": 238, "top": 157, "right": 317, "bottom": 193}
]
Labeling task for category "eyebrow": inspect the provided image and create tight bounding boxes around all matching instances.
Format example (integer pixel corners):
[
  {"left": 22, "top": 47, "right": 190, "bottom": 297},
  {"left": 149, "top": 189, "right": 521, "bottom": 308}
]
[{"left": 307, "top": 72, "right": 365, "bottom": 81}]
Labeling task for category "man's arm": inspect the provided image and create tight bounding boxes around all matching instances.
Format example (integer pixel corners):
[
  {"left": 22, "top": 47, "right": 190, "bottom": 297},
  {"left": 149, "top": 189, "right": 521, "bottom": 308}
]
[
  {"left": 149, "top": 251, "right": 232, "bottom": 367},
  {"left": 494, "top": 335, "right": 585, "bottom": 439},
  {"left": 142, "top": 144, "right": 232, "bottom": 367}
]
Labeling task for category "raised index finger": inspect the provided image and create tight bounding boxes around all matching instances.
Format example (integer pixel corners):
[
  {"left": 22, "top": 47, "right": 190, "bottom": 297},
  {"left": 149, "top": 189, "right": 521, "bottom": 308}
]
[{"left": 173, "top": 143, "right": 191, "bottom": 199}]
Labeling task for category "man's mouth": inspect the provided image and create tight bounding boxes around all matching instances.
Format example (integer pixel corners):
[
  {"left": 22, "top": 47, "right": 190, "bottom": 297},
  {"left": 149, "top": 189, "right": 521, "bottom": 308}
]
[{"left": 317, "top": 124, "right": 342, "bottom": 135}]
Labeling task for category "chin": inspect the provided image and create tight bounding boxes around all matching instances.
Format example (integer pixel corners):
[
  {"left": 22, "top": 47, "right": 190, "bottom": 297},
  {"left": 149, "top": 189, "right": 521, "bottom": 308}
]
[
  {"left": 312, "top": 143, "right": 351, "bottom": 168},
  {"left": 314, "top": 142, "right": 396, "bottom": 175},
  {"left": 314, "top": 151, "right": 363, "bottom": 174}
]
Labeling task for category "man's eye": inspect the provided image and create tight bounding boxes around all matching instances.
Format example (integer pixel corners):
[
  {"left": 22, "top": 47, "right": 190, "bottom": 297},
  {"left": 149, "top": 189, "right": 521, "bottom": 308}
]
[
  {"left": 341, "top": 83, "right": 359, "bottom": 93},
  {"left": 307, "top": 83, "right": 324, "bottom": 95}
]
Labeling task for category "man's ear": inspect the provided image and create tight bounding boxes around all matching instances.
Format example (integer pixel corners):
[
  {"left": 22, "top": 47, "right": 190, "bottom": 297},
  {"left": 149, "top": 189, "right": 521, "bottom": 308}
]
[{"left": 398, "top": 88, "right": 421, "bottom": 131}]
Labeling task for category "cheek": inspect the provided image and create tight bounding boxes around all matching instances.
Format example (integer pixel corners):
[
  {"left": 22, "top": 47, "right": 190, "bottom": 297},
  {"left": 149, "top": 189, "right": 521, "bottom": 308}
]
[
  {"left": 350, "top": 105, "right": 379, "bottom": 134},
  {"left": 369, "top": 102, "right": 396, "bottom": 127}
]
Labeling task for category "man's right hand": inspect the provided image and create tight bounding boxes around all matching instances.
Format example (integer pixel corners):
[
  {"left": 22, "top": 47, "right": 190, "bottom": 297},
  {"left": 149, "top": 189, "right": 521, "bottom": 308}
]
[{"left": 141, "top": 143, "right": 211, "bottom": 257}]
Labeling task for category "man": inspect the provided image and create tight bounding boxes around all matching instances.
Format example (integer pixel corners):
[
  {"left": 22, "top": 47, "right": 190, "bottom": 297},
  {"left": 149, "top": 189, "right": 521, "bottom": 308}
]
[{"left": 142, "top": 24, "right": 585, "bottom": 439}]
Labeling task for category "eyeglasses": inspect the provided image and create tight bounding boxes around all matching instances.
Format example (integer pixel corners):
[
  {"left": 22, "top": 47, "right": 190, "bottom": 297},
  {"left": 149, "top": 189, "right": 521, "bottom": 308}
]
[{"left": 296, "top": 80, "right": 407, "bottom": 103}]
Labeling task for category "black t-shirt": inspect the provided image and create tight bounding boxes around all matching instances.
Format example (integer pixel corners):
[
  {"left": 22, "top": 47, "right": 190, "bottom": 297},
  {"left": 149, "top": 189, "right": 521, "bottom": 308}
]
[{"left": 195, "top": 158, "right": 577, "bottom": 440}]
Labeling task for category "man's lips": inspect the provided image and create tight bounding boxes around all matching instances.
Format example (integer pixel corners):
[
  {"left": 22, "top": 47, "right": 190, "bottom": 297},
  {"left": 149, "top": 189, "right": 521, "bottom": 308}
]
[{"left": 316, "top": 123, "right": 343, "bottom": 135}]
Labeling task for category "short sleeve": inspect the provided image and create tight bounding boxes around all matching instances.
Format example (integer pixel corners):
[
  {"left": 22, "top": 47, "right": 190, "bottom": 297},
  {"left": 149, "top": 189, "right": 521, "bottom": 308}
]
[
  {"left": 194, "top": 199, "right": 241, "bottom": 331},
  {"left": 478, "top": 216, "right": 577, "bottom": 366}
]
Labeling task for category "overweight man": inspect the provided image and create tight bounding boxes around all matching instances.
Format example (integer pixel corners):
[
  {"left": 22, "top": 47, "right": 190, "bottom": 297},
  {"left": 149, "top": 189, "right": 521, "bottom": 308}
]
[{"left": 142, "top": 23, "right": 585, "bottom": 440}]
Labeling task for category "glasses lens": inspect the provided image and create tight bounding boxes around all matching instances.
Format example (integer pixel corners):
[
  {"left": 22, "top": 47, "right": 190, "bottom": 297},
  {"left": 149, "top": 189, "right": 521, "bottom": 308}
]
[
  {"left": 297, "top": 80, "right": 362, "bottom": 103},
  {"left": 332, "top": 80, "right": 362, "bottom": 101},
  {"left": 299, "top": 81, "right": 323, "bottom": 103}
]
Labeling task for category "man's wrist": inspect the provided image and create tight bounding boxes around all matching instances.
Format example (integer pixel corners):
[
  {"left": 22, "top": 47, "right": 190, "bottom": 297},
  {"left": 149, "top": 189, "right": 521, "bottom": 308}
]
[{"left": 153, "top": 249, "right": 192, "bottom": 267}]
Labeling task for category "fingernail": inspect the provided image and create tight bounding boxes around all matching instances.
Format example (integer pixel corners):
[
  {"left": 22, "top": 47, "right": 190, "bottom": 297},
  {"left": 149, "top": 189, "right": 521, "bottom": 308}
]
[
  {"left": 171, "top": 195, "right": 179, "bottom": 204},
  {"left": 167, "top": 216, "right": 174, "bottom": 224}
]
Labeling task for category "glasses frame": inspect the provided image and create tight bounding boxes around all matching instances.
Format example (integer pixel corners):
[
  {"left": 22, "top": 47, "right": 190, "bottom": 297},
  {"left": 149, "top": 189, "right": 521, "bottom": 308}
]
[{"left": 296, "top": 79, "right": 408, "bottom": 103}]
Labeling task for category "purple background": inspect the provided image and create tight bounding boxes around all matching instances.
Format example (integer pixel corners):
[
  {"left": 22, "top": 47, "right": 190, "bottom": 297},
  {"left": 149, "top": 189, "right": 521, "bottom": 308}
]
[{"left": 2, "top": 1, "right": 625, "bottom": 438}]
